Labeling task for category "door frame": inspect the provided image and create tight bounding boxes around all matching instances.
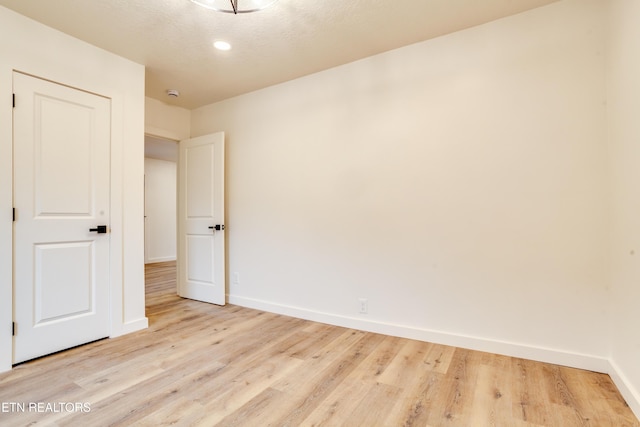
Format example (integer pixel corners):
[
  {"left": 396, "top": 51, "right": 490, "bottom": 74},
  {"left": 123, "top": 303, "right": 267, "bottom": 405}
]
[
  {"left": 0, "top": 65, "right": 147, "bottom": 372},
  {"left": 12, "top": 72, "right": 113, "bottom": 364},
  {"left": 142, "top": 130, "right": 228, "bottom": 304}
]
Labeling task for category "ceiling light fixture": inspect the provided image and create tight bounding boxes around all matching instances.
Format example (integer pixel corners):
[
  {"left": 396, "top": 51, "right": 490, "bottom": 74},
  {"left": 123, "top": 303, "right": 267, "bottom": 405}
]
[
  {"left": 214, "top": 40, "right": 232, "bottom": 51},
  {"left": 190, "top": 0, "right": 278, "bottom": 14}
]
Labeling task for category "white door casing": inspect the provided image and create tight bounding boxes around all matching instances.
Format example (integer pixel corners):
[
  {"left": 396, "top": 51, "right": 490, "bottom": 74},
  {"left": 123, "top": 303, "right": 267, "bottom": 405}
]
[
  {"left": 177, "top": 132, "right": 225, "bottom": 305},
  {"left": 13, "top": 72, "right": 111, "bottom": 364}
]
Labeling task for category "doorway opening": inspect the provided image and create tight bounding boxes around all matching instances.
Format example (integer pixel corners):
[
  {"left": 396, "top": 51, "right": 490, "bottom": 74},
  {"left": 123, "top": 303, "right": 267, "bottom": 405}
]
[
  {"left": 144, "top": 132, "right": 226, "bottom": 310},
  {"left": 144, "top": 135, "right": 178, "bottom": 265},
  {"left": 144, "top": 135, "right": 178, "bottom": 307}
]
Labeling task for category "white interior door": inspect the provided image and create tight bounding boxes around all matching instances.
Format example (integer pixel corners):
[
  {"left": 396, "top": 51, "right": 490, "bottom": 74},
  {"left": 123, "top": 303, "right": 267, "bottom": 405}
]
[
  {"left": 13, "top": 72, "right": 111, "bottom": 364},
  {"left": 178, "top": 132, "right": 225, "bottom": 305}
]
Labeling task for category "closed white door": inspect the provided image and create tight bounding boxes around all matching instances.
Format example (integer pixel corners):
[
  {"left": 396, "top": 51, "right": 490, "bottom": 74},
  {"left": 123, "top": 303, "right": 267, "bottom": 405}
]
[
  {"left": 177, "top": 132, "right": 225, "bottom": 305},
  {"left": 13, "top": 72, "right": 111, "bottom": 364}
]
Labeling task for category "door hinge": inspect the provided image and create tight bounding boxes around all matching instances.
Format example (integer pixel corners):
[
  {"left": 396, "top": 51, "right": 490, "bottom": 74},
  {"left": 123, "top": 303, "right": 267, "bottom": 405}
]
[
  {"left": 13, "top": 207, "right": 15, "bottom": 221},
  {"left": 12, "top": 93, "right": 15, "bottom": 108},
  {"left": 12, "top": 322, "right": 15, "bottom": 336}
]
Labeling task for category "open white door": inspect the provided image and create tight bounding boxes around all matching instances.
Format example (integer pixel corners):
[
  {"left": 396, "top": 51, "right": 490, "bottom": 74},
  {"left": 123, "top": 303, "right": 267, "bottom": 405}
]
[
  {"left": 13, "top": 72, "right": 111, "bottom": 364},
  {"left": 177, "top": 132, "right": 225, "bottom": 305}
]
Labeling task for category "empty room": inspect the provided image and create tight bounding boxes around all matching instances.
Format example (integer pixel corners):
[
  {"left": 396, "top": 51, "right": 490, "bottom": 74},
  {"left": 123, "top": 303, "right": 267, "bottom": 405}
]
[{"left": 1, "top": 0, "right": 639, "bottom": 425}]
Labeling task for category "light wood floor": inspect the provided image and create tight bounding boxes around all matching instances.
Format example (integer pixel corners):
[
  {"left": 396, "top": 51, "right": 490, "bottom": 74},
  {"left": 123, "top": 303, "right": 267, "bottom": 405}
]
[{"left": 0, "top": 261, "right": 637, "bottom": 426}]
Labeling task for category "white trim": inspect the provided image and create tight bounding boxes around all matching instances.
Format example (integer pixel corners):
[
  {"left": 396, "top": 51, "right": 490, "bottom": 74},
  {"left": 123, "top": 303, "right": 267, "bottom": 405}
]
[
  {"left": 145, "top": 125, "right": 182, "bottom": 143},
  {"left": 0, "top": 67, "right": 13, "bottom": 373},
  {"left": 608, "top": 359, "right": 640, "bottom": 421},
  {"left": 145, "top": 257, "right": 177, "bottom": 264},
  {"left": 231, "top": 293, "right": 640, "bottom": 417},
  {"left": 228, "top": 294, "right": 610, "bottom": 374},
  {"left": 113, "top": 318, "right": 149, "bottom": 338}
]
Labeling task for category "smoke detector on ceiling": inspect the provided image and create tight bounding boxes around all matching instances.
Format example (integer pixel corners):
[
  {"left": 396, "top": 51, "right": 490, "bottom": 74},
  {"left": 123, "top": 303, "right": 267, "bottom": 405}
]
[{"left": 167, "top": 89, "right": 180, "bottom": 98}]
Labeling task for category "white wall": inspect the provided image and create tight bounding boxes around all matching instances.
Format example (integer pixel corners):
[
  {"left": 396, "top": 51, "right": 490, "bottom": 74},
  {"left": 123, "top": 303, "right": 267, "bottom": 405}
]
[
  {"left": 145, "top": 157, "right": 177, "bottom": 263},
  {"left": 607, "top": 0, "right": 640, "bottom": 417},
  {"left": 145, "top": 97, "right": 190, "bottom": 141},
  {"left": 0, "top": 6, "right": 147, "bottom": 372},
  {"left": 145, "top": 135, "right": 179, "bottom": 162},
  {"left": 192, "top": 0, "right": 609, "bottom": 371}
]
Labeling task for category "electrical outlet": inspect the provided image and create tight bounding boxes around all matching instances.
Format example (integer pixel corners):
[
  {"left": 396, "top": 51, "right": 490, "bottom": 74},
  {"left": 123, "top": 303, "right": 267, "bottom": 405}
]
[
  {"left": 358, "top": 298, "right": 368, "bottom": 314},
  {"left": 232, "top": 272, "right": 240, "bottom": 284}
]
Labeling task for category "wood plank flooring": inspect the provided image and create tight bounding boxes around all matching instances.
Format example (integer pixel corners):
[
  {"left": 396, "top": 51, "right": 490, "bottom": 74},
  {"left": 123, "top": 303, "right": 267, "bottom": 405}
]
[{"left": 0, "top": 261, "right": 637, "bottom": 426}]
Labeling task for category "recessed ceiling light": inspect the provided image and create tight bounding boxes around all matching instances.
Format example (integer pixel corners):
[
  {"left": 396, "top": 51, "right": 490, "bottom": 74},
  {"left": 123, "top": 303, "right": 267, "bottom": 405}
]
[{"left": 214, "top": 41, "right": 231, "bottom": 51}]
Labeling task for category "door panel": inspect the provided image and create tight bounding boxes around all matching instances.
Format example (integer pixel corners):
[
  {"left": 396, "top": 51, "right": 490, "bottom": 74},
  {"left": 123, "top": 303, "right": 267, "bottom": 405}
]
[
  {"left": 34, "top": 241, "right": 93, "bottom": 323},
  {"left": 37, "top": 96, "right": 93, "bottom": 215},
  {"left": 178, "top": 132, "right": 225, "bottom": 305},
  {"left": 13, "top": 72, "right": 111, "bottom": 364},
  {"left": 187, "top": 235, "right": 214, "bottom": 283},
  {"left": 185, "top": 144, "right": 214, "bottom": 217}
]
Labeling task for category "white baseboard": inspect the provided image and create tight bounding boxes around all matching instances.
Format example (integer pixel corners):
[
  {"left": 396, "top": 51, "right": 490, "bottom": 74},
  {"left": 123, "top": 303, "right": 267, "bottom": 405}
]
[
  {"left": 145, "top": 256, "right": 176, "bottom": 264},
  {"left": 608, "top": 359, "right": 640, "bottom": 421},
  {"left": 228, "top": 295, "right": 609, "bottom": 374},
  {"left": 111, "top": 317, "right": 149, "bottom": 337},
  {"left": 227, "top": 295, "right": 640, "bottom": 420}
]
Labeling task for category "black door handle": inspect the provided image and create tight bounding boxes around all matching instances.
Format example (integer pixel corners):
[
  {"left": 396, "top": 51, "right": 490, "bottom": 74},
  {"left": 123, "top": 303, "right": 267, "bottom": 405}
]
[
  {"left": 89, "top": 225, "right": 108, "bottom": 233},
  {"left": 208, "top": 224, "right": 225, "bottom": 231}
]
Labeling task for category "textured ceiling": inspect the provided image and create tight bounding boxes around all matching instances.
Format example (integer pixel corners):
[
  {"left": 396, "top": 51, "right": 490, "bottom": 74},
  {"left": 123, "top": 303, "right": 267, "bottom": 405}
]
[{"left": 0, "top": 0, "right": 558, "bottom": 109}]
